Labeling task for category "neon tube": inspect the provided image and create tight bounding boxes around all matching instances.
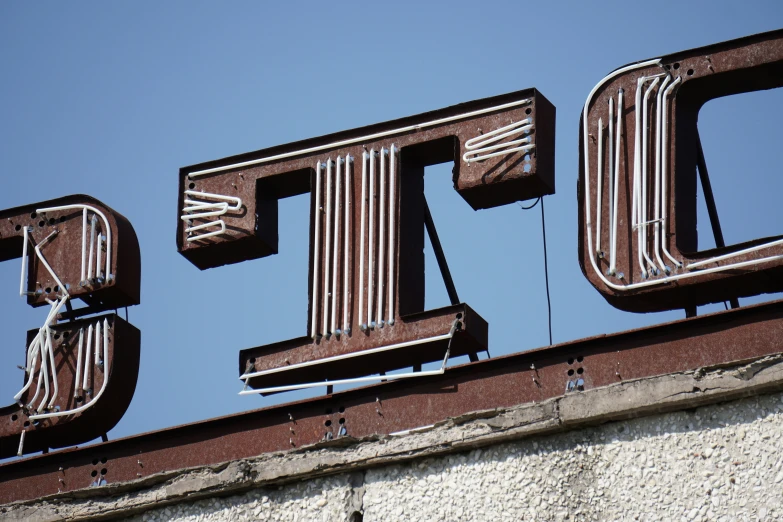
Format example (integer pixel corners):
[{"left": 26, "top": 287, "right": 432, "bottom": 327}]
[
  {"left": 631, "top": 77, "right": 646, "bottom": 278},
  {"left": 368, "top": 149, "right": 376, "bottom": 329},
  {"left": 179, "top": 202, "right": 229, "bottom": 220},
  {"left": 74, "top": 328, "right": 84, "bottom": 397},
  {"left": 35, "top": 230, "right": 68, "bottom": 295},
  {"left": 87, "top": 215, "right": 96, "bottom": 280},
  {"left": 19, "top": 226, "right": 29, "bottom": 296},
  {"left": 597, "top": 116, "right": 604, "bottom": 256},
  {"left": 45, "top": 327, "right": 59, "bottom": 410},
  {"left": 607, "top": 100, "right": 613, "bottom": 260},
  {"left": 359, "top": 152, "right": 368, "bottom": 331},
  {"left": 96, "top": 234, "right": 104, "bottom": 281},
  {"left": 464, "top": 119, "right": 532, "bottom": 150},
  {"left": 94, "top": 320, "right": 101, "bottom": 366},
  {"left": 331, "top": 157, "right": 342, "bottom": 335},
  {"left": 641, "top": 77, "right": 661, "bottom": 275},
  {"left": 463, "top": 143, "right": 534, "bottom": 162},
  {"left": 241, "top": 331, "right": 453, "bottom": 380},
  {"left": 387, "top": 145, "right": 397, "bottom": 325},
  {"left": 183, "top": 190, "right": 242, "bottom": 210},
  {"left": 322, "top": 159, "right": 333, "bottom": 337},
  {"left": 343, "top": 156, "right": 352, "bottom": 334},
  {"left": 15, "top": 337, "right": 40, "bottom": 402},
  {"left": 37, "top": 204, "right": 112, "bottom": 282},
  {"left": 189, "top": 98, "right": 533, "bottom": 178},
  {"left": 13, "top": 296, "right": 64, "bottom": 402},
  {"left": 687, "top": 238, "right": 783, "bottom": 270},
  {"left": 81, "top": 208, "right": 87, "bottom": 282},
  {"left": 82, "top": 324, "right": 93, "bottom": 392},
  {"left": 653, "top": 75, "right": 671, "bottom": 273},
  {"left": 377, "top": 148, "right": 387, "bottom": 327},
  {"left": 311, "top": 161, "right": 323, "bottom": 339},
  {"left": 37, "top": 330, "right": 51, "bottom": 412},
  {"left": 610, "top": 89, "right": 624, "bottom": 275},
  {"left": 31, "top": 319, "right": 111, "bottom": 420},
  {"left": 240, "top": 323, "right": 458, "bottom": 395},
  {"left": 240, "top": 369, "right": 448, "bottom": 395},
  {"left": 661, "top": 77, "right": 682, "bottom": 268},
  {"left": 184, "top": 220, "right": 225, "bottom": 241}
]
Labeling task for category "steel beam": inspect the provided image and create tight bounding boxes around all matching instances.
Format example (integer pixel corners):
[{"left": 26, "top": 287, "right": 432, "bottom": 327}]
[{"left": 4, "top": 298, "right": 783, "bottom": 504}]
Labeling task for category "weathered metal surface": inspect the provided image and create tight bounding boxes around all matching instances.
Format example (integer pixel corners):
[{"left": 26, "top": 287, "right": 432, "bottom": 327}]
[
  {"left": 178, "top": 90, "right": 555, "bottom": 392},
  {"left": 0, "top": 195, "right": 140, "bottom": 309},
  {"left": 0, "top": 196, "right": 141, "bottom": 459},
  {"left": 241, "top": 304, "right": 487, "bottom": 391},
  {"left": 177, "top": 89, "right": 555, "bottom": 269},
  {"left": 3, "top": 298, "right": 783, "bottom": 504},
  {"left": 578, "top": 28, "right": 783, "bottom": 312},
  {"left": 0, "top": 316, "right": 140, "bottom": 459}
]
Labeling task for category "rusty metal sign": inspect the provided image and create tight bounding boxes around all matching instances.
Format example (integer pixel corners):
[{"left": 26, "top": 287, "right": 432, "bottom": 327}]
[
  {"left": 0, "top": 196, "right": 141, "bottom": 459},
  {"left": 177, "top": 89, "right": 555, "bottom": 394},
  {"left": 579, "top": 29, "right": 783, "bottom": 312}
]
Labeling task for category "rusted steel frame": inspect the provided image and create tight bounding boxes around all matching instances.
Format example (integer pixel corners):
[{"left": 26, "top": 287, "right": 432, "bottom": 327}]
[
  {"left": 695, "top": 133, "right": 738, "bottom": 310},
  {"left": 578, "top": 28, "right": 783, "bottom": 313},
  {"left": 423, "top": 197, "right": 460, "bottom": 306},
  {"left": 4, "top": 298, "right": 783, "bottom": 504}
]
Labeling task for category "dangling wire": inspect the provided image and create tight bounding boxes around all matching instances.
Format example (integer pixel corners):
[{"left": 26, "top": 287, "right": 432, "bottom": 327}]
[
  {"left": 540, "top": 199, "right": 552, "bottom": 345},
  {"left": 518, "top": 197, "right": 553, "bottom": 345},
  {"left": 517, "top": 197, "right": 541, "bottom": 211}
]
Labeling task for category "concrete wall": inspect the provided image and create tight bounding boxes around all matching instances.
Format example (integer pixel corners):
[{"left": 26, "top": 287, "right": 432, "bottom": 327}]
[
  {"left": 5, "top": 353, "right": 783, "bottom": 521},
  {"left": 121, "top": 391, "right": 783, "bottom": 522}
]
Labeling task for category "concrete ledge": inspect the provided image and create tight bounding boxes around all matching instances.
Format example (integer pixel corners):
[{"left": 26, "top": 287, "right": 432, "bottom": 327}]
[{"left": 4, "top": 352, "right": 783, "bottom": 521}]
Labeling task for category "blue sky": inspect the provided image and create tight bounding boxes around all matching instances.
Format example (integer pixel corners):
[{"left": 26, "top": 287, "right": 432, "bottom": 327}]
[{"left": 0, "top": 1, "right": 781, "bottom": 450}]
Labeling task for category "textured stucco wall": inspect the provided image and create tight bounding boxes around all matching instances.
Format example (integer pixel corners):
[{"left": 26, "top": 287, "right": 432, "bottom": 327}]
[{"left": 121, "top": 390, "right": 783, "bottom": 522}]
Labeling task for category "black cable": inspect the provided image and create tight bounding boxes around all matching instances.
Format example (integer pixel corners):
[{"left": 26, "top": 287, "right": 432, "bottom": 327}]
[
  {"left": 540, "top": 198, "right": 553, "bottom": 345},
  {"left": 518, "top": 197, "right": 541, "bottom": 211},
  {"left": 518, "top": 197, "right": 553, "bottom": 345}
]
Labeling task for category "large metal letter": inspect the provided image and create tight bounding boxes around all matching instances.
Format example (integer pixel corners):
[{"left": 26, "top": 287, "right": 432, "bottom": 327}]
[
  {"left": 0, "top": 196, "right": 141, "bottom": 459},
  {"left": 177, "top": 89, "right": 556, "bottom": 394},
  {"left": 579, "top": 29, "right": 783, "bottom": 312}
]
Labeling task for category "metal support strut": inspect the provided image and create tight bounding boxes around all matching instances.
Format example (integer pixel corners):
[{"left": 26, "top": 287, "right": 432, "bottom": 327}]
[{"left": 696, "top": 131, "right": 739, "bottom": 310}]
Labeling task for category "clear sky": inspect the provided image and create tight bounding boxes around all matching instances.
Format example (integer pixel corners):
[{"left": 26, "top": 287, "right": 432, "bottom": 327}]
[{"left": 0, "top": 1, "right": 781, "bottom": 452}]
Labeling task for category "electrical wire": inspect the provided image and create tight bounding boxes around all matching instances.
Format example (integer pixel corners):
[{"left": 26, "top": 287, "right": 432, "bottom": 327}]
[
  {"left": 517, "top": 197, "right": 541, "bottom": 210},
  {"left": 518, "top": 197, "right": 553, "bottom": 345}
]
